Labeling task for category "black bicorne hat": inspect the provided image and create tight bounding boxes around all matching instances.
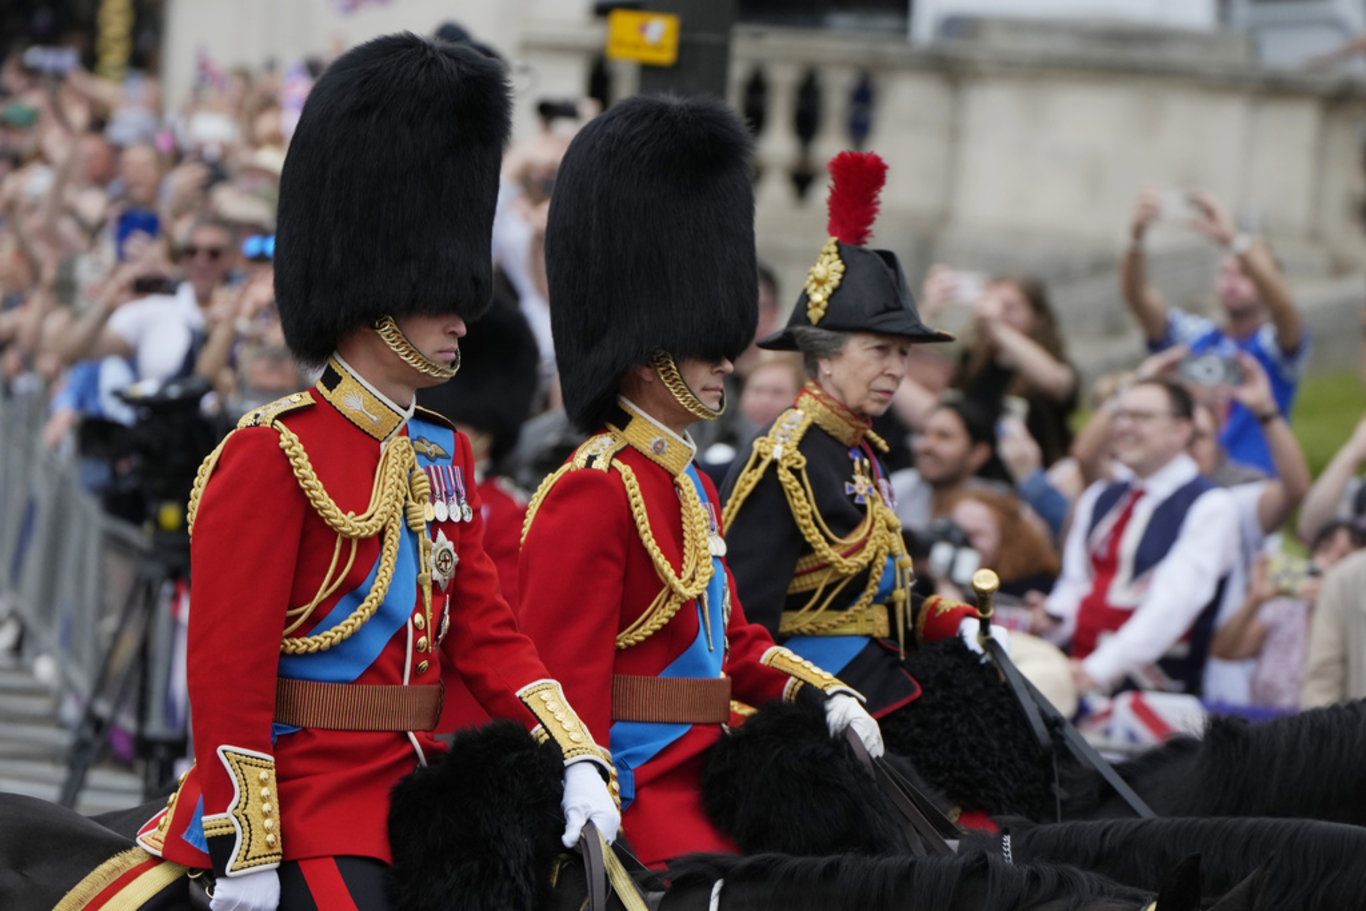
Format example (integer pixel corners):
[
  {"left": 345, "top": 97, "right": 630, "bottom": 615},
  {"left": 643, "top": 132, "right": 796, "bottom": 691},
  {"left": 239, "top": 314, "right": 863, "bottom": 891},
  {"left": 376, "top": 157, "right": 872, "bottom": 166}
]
[
  {"left": 760, "top": 152, "right": 951, "bottom": 351},
  {"left": 415, "top": 297, "right": 540, "bottom": 466},
  {"left": 545, "top": 94, "right": 758, "bottom": 433},
  {"left": 275, "top": 32, "right": 510, "bottom": 367}
]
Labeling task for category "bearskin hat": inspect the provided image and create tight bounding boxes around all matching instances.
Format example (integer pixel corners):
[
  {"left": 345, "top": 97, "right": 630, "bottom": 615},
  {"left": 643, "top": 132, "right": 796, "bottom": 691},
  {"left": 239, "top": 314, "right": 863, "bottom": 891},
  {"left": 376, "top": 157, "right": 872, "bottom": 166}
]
[
  {"left": 545, "top": 94, "right": 758, "bottom": 432},
  {"left": 761, "top": 151, "right": 951, "bottom": 350},
  {"left": 275, "top": 32, "right": 510, "bottom": 367},
  {"left": 415, "top": 295, "right": 540, "bottom": 466}
]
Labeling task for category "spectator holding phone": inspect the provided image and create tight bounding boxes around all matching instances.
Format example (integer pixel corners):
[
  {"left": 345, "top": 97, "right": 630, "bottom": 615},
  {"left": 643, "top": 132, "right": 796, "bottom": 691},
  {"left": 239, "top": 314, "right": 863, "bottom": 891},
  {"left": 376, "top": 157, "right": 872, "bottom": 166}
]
[
  {"left": 1212, "top": 522, "right": 1362, "bottom": 711},
  {"left": 901, "top": 267, "right": 1078, "bottom": 466},
  {"left": 1122, "top": 186, "right": 1307, "bottom": 476}
]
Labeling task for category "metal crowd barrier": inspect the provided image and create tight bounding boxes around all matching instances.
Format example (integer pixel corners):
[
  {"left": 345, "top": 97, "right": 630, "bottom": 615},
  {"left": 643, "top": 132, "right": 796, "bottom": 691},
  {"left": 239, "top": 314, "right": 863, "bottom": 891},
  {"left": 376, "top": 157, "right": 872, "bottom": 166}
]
[{"left": 0, "top": 388, "right": 150, "bottom": 703}]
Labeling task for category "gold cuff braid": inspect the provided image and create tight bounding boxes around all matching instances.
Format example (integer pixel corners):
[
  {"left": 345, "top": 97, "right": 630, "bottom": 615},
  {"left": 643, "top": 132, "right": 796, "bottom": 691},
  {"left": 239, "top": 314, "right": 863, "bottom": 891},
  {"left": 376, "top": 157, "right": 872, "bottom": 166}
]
[
  {"left": 374, "top": 316, "right": 459, "bottom": 379},
  {"left": 201, "top": 747, "right": 283, "bottom": 874},
  {"left": 519, "top": 680, "right": 620, "bottom": 806},
  {"left": 761, "top": 646, "right": 855, "bottom": 702}
]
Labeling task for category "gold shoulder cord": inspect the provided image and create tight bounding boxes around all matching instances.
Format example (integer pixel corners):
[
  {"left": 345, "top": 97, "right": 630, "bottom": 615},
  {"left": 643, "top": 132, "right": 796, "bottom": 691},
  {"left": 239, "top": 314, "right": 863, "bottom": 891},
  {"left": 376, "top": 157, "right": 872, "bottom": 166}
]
[
  {"left": 523, "top": 433, "right": 715, "bottom": 650},
  {"left": 722, "top": 408, "right": 912, "bottom": 642},
  {"left": 187, "top": 413, "right": 438, "bottom": 654}
]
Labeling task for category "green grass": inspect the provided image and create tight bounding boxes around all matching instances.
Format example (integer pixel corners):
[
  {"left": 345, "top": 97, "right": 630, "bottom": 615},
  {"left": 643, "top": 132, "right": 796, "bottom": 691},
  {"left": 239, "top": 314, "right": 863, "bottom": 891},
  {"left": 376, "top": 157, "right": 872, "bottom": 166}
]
[{"left": 1292, "top": 369, "right": 1364, "bottom": 478}]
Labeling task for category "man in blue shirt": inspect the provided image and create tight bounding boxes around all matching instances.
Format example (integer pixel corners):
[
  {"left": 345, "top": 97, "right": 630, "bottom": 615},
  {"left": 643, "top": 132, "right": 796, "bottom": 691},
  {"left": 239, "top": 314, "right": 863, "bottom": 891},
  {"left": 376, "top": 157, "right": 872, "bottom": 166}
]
[{"left": 1121, "top": 188, "right": 1307, "bottom": 475}]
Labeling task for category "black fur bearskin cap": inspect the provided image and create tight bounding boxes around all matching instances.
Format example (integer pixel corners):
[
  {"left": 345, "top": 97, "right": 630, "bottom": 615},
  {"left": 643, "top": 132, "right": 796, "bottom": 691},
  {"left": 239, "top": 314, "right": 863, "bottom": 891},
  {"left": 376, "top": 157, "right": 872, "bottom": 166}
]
[
  {"left": 545, "top": 93, "right": 758, "bottom": 433},
  {"left": 275, "top": 32, "right": 510, "bottom": 367}
]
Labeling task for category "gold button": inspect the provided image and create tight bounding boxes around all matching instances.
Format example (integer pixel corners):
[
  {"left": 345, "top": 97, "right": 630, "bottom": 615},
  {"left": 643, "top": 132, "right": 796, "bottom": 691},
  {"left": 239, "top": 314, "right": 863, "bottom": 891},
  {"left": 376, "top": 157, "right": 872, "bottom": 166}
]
[
  {"left": 266, "top": 834, "right": 277, "bottom": 848},
  {"left": 262, "top": 803, "right": 273, "bottom": 816},
  {"left": 416, "top": 636, "right": 429, "bottom": 652},
  {"left": 258, "top": 771, "right": 270, "bottom": 784},
  {"left": 413, "top": 614, "right": 426, "bottom": 630},
  {"left": 538, "top": 691, "right": 552, "bottom": 702},
  {"left": 568, "top": 733, "right": 585, "bottom": 743},
  {"left": 290, "top": 394, "right": 302, "bottom": 402},
  {"left": 260, "top": 788, "right": 271, "bottom": 800},
  {"left": 417, "top": 660, "right": 429, "bottom": 674},
  {"left": 263, "top": 818, "right": 274, "bottom": 831}
]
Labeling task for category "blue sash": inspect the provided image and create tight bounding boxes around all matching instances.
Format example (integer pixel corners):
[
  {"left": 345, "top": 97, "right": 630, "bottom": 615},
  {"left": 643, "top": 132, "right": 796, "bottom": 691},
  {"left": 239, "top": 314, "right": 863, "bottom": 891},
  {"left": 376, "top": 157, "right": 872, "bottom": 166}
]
[{"left": 609, "top": 465, "right": 728, "bottom": 809}]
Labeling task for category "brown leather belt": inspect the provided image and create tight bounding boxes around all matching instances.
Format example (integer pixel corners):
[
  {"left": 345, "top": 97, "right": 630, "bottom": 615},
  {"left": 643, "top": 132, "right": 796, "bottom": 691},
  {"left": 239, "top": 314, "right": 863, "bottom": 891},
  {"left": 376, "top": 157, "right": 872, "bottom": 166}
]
[
  {"left": 274, "top": 678, "right": 443, "bottom": 732},
  {"left": 610, "top": 674, "right": 732, "bottom": 724}
]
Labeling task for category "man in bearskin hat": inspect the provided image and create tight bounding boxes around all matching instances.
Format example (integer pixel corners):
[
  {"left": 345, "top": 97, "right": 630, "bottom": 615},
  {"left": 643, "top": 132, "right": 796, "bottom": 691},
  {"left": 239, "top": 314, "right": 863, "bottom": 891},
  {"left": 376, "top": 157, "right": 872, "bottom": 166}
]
[
  {"left": 517, "top": 94, "right": 883, "bottom": 867},
  {"left": 132, "top": 33, "right": 617, "bottom": 909}
]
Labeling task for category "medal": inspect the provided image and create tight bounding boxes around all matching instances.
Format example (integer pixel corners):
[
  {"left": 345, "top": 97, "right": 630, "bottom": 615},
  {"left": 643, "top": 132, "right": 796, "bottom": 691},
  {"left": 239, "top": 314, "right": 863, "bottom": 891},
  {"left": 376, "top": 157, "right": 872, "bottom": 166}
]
[
  {"left": 434, "top": 499, "right": 449, "bottom": 523},
  {"left": 452, "top": 466, "right": 471, "bottom": 523},
  {"left": 431, "top": 530, "right": 458, "bottom": 591},
  {"left": 423, "top": 501, "right": 435, "bottom": 523}
]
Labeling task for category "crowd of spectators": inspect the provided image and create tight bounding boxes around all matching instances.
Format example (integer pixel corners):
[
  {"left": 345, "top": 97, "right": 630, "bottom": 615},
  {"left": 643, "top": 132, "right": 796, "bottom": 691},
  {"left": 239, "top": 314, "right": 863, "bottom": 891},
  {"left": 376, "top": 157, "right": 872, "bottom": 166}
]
[{"left": 3, "top": 26, "right": 1366, "bottom": 740}]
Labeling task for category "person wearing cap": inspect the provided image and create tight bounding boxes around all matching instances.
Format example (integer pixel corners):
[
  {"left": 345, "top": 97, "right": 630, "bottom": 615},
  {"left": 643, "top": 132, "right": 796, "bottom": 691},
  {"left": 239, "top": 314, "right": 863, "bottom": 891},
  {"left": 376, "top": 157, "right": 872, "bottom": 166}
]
[
  {"left": 133, "top": 35, "right": 617, "bottom": 910},
  {"left": 518, "top": 95, "right": 883, "bottom": 867},
  {"left": 720, "top": 153, "right": 1004, "bottom": 776}
]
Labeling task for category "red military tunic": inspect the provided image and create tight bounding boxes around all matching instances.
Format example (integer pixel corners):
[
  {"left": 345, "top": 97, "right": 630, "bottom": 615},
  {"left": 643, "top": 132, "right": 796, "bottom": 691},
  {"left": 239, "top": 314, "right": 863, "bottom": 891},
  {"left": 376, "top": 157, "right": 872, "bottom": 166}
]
[
  {"left": 519, "top": 398, "right": 855, "bottom": 866},
  {"left": 138, "top": 356, "right": 606, "bottom": 877}
]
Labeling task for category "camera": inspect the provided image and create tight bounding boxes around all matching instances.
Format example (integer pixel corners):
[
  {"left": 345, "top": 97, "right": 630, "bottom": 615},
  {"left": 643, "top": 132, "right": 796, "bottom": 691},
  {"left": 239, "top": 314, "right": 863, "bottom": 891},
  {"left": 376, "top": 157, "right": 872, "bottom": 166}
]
[
  {"left": 79, "top": 376, "right": 221, "bottom": 537},
  {"left": 919, "top": 517, "right": 982, "bottom": 589},
  {"left": 1178, "top": 352, "right": 1242, "bottom": 387}
]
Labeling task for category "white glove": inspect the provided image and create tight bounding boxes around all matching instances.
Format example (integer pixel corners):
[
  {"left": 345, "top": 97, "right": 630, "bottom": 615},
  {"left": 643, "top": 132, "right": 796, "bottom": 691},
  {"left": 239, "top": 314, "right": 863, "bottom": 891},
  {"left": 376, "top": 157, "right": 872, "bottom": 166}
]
[
  {"left": 561, "top": 760, "right": 621, "bottom": 849},
  {"left": 210, "top": 868, "right": 279, "bottom": 911},
  {"left": 825, "top": 692, "right": 884, "bottom": 759},
  {"left": 958, "top": 617, "right": 1011, "bottom": 661}
]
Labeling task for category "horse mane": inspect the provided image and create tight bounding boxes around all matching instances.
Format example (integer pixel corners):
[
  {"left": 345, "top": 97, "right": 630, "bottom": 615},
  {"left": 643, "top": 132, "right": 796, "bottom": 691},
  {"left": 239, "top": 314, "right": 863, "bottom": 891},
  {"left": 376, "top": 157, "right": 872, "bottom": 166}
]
[
  {"left": 998, "top": 815, "right": 1366, "bottom": 910},
  {"left": 663, "top": 849, "right": 1151, "bottom": 911},
  {"left": 1066, "top": 700, "right": 1366, "bottom": 823}
]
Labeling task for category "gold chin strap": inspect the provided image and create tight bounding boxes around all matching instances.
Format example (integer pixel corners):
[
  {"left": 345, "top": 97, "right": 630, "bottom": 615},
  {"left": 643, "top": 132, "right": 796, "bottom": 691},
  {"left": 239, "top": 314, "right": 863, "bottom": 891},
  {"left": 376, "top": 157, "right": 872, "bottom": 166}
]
[
  {"left": 651, "top": 350, "right": 724, "bottom": 421},
  {"left": 373, "top": 316, "right": 459, "bottom": 379}
]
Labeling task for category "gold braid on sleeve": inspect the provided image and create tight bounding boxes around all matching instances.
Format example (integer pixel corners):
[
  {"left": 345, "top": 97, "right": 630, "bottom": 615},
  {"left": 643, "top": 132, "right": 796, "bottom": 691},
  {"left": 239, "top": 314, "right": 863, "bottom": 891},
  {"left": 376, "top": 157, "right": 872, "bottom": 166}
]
[
  {"left": 760, "top": 646, "right": 861, "bottom": 703},
  {"left": 200, "top": 747, "right": 283, "bottom": 874},
  {"left": 518, "top": 679, "right": 620, "bottom": 806}
]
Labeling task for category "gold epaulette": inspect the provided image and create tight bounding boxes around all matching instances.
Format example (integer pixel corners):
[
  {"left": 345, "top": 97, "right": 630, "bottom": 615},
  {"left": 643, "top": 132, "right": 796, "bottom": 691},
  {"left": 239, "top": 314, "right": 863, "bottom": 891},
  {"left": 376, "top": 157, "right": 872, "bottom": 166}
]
[
  {"left": 720, "top": 408, "right": 813, "bottom": 533},
  {"left": 522, "top": 433, "right": 628, "bottom": 544},
  {"left": 236, "top": 390, "right": 315, "bottom": 429},
  {"left": 186, "top": 391, "right": 316, "bottom": 535}
]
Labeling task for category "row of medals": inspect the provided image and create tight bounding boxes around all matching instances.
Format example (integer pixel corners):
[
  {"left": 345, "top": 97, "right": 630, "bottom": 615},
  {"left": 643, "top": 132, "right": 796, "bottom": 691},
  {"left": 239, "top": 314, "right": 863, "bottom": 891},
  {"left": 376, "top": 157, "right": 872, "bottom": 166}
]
[{"left": 424, "top": 496, "right": 472, "bottom": 524}]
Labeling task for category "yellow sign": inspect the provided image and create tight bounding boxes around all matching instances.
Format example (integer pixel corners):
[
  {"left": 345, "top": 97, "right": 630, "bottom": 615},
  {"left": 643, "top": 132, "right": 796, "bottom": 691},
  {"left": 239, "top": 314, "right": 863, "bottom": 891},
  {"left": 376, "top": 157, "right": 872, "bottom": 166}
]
[{"left": 605, "top": 9, "right": 680, "bottom": 67}]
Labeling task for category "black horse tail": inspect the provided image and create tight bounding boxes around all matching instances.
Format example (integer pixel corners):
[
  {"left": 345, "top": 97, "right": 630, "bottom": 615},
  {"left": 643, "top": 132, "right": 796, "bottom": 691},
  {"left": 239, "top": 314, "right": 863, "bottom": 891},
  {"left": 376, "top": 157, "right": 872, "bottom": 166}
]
[{"left": 990, "top": 815, "right": 1366, "bottom": 910}]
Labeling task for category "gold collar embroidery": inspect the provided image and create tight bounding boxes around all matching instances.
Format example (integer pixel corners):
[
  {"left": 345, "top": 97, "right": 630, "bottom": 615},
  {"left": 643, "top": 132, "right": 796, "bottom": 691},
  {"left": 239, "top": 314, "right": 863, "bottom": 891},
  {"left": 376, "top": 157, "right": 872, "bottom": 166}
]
[
  {"left": 607, "top": 397, "right": 696, "bottom": 478},
  {"left": 797, "top": 381, "right": 870, "bottom": 448},
  {"left": 316, "top": 355, "right": 412, "bottom": 442}
]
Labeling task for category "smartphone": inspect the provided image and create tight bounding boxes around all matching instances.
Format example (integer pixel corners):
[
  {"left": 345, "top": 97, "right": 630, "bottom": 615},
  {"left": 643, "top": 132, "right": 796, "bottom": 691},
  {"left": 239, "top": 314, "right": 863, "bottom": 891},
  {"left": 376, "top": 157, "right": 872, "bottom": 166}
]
[
  {"left": 1002, "top": 395, "right": 1030, "bottom": 424},
  {"left": 1159, "top": 188, "right": 1197, "bottom": 223},
  {"left": 115, "top": 209, "right": 160, "bottom": 262},
  {"left": 951, "top": 270, "right": 988, "bottom": 306},
  {"left": 21, "top": 46, "right": 79, "bottom": 78},
  {"left": 1177, "top": 352, "right": 1242, "bottom": 387}
]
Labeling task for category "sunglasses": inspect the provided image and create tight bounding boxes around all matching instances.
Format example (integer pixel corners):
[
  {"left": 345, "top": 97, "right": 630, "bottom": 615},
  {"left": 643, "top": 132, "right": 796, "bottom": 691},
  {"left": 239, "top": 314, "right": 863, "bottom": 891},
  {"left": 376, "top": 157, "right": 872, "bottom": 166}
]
[
  {"left": 181, "top": 244, "right": 225, "bottom": 261},
  {"left": 241, "top": 234, "right": 275, "bottom": 262}
]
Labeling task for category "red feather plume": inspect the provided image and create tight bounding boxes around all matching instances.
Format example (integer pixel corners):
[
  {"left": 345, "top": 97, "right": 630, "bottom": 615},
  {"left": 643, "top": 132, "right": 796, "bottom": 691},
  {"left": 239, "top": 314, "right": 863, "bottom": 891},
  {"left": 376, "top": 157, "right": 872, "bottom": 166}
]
[{"left": 825, "top": 151, "right": 887, "bottom": 246}]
